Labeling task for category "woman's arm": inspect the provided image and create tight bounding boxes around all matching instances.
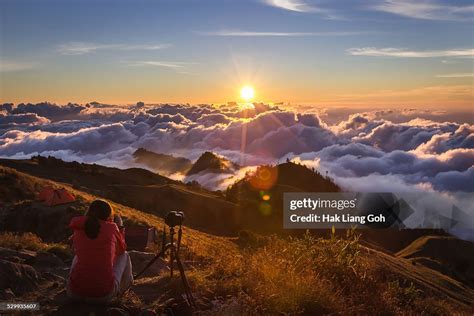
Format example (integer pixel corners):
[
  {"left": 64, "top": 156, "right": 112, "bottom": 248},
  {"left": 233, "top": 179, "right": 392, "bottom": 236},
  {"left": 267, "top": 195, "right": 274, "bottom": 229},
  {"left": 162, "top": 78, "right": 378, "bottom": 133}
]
[{"left": 114, "top": 226, "right": 127, "bottom": 256}]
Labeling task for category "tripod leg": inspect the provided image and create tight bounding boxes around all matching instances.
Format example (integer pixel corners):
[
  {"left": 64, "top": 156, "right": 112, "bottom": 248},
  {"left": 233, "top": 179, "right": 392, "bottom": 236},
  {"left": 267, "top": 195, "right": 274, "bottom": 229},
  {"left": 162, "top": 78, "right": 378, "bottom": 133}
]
[
  {"left": 177, "top": 225, "right": 182, "bottom": 254},
  {"left": 161, "top": 225, "right": 166, "bottom": 250},
  {"left": 133, "top": 245, "right": 169, "bottom": 280},
  {"left": 169, "top": 228, "right": 175, "bottom": 278},
  {"left": 175, "top": 255, "right": 196, "bottom": 308}
]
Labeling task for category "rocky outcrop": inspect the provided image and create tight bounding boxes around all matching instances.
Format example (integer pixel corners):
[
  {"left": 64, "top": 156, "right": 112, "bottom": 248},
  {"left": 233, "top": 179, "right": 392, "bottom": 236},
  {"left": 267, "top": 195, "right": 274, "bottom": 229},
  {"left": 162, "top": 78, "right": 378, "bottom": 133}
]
[{"left": 0, "top": 259, "right": 39, "bottom": 298}]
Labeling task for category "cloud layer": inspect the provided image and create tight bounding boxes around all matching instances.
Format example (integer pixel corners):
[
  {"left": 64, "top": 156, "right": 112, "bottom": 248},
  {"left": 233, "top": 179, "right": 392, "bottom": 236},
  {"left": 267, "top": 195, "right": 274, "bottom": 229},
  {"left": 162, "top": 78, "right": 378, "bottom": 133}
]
[{"left": 0, "top": 102, "right": 472, "bottom": 195}]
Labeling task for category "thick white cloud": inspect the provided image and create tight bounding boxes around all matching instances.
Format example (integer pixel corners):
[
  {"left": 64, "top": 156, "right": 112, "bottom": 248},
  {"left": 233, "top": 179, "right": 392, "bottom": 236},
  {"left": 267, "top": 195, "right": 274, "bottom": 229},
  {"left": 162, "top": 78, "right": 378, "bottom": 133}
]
[
  {"left": 0, "top": 102, "right": 472, "bottom": 194},
  {"left": 352, "top": 119, "right": 459, "bottom": 151},
  {"left": 414, "top": 124, "right": 474, "bottom": 154},
  {"left": 0, "top": 113, "right": 50, "bottom": 126},
  {"left": 0, "top": 123, "right": 137, "bottom": 156}
]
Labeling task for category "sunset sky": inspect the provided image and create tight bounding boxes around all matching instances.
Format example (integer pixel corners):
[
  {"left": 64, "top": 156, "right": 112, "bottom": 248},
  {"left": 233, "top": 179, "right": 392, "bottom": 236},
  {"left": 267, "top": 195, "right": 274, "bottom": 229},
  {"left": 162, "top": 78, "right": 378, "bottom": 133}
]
[{"left": 1, "top": 0, "right": 473, "bottom": 108}]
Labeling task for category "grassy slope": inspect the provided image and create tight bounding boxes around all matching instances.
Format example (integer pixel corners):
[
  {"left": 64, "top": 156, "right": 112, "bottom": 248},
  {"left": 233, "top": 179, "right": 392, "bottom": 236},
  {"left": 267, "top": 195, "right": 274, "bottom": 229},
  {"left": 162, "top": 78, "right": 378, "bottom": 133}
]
[
  {"left": 0, "top": 158, "right": 239, "bottom": 235},
  {"left": 191, "top": 232, "right": 474, "bottom": 314},
  {"left": 1, "top": 165, "right": 473, "bottom": 314},
  {"left": 0, "top": 165, "right": 237, "bottom": 260}
]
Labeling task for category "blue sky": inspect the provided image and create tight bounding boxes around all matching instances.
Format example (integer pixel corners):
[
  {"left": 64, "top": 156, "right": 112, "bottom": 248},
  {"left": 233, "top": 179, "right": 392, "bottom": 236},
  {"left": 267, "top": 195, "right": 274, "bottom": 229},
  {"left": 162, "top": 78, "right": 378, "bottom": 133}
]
[{"left": 1, "top": 0, "right": 473, "bottom": 107}]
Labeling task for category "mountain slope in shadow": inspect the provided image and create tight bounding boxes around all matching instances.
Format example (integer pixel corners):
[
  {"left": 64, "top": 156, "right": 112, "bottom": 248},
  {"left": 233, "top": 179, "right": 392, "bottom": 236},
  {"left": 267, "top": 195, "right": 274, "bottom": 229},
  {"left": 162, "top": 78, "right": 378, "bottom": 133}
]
[
  {"left": 0, "top": 156, "right": 238, "bottom": 235},
  {"left": 225, "top": 162, "right": 341, "bottom": 232},
  {"left": 133, "top": 147, "right": 192, "bottom": 175},
  {"left": 397, "top": 235, "right": 474, "bottom": 288},
  {"left": 186, "top": 151, "right": 239, "bottom": 176}
]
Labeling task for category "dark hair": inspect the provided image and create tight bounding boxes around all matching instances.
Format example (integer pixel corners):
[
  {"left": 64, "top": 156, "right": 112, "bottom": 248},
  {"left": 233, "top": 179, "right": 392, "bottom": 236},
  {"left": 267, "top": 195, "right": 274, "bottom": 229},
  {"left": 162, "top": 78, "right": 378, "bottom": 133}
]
[{"left": 84, "top": 200, "right": 112, "bottom": 239}]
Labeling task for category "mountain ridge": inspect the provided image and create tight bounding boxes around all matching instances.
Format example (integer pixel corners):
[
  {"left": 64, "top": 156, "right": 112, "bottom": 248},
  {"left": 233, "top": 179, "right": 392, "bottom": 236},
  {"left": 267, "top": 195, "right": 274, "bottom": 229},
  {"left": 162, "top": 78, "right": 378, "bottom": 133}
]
[
  {"left": 186, "top": 151, "right": 239, "bottom": 176},
  {"left": 133, "top": 147, "right": 192, "bottom": 175}
]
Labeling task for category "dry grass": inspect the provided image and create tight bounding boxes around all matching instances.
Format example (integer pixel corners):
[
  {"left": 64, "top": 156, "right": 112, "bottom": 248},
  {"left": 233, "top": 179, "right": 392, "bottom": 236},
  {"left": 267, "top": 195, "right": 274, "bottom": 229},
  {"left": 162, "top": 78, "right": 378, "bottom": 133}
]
[
  {"left": 191, "top": 230, "right": 467, "bottom": 315},
  {"left": 0, "top": 231, "right": 71, "bottom": 259}
]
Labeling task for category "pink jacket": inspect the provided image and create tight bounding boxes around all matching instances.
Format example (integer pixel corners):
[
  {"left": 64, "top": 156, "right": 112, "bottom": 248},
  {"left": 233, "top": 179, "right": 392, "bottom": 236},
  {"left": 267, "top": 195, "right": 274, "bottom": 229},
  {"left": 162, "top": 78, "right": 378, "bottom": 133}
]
[{"left": 68, "top": 216, "right": 126, "bottom": 297}]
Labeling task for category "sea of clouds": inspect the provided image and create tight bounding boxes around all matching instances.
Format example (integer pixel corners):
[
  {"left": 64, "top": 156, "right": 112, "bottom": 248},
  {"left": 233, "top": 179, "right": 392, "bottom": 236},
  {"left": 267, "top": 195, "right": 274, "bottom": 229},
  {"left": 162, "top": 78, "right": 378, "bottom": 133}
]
[
  {"left": 1, "top": 101, "right": 472, "bottom": 196},
  {"left": 2, "top": 101, "right": 474, "bottom": 234}
]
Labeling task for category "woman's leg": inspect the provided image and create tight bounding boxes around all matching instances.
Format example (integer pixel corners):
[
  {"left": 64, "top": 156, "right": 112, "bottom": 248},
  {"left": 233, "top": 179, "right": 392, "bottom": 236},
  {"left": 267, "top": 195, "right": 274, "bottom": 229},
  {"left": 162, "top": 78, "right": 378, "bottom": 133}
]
[
  {"left": 66, "top": 256, "right": 79, "bottom": 299},
  {"left": 68, "top": 255, "right": 122, "bottom": 303},
  {"left": 113, "top": 252, "right": 134, "bottom": 294}
]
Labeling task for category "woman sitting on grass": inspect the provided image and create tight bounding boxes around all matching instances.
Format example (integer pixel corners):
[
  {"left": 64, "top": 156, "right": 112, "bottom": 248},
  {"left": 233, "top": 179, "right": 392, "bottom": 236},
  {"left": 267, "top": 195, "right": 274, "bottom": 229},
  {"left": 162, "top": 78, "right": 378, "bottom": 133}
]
[{"left": 67, "top": 200, "right": 133, "bottom": 302}]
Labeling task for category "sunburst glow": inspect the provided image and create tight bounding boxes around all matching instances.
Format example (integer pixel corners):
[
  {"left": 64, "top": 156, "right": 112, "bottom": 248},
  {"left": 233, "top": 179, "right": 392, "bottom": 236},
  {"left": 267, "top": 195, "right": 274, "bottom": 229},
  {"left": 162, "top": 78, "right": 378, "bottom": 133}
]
[{"left": 240, "top": 85, "right": 255, "bottom": 101}]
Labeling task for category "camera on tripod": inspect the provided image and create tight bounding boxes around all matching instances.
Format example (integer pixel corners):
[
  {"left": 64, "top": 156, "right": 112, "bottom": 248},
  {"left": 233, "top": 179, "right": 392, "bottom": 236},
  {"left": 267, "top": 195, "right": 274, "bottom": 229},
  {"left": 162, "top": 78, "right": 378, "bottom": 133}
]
[
  {"left": 165, "top": 211, "right": 185, "bottom": 227},
  {"left": 133, "top": 210, "right": 195, "bottom": 309}
]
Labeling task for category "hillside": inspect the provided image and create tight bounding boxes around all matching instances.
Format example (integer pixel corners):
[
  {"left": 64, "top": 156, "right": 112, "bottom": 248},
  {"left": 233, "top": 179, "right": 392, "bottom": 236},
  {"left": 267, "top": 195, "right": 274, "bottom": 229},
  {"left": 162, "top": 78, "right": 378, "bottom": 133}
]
[
  {"left": 104, "top": 183, "right": 239, "bottom": 235},
  {"left": 227, "top": 161, "right": 341, "bottom": 200},
  {"left": 0, "top": 155, "right": 174, "bottom": 190},
  {"left": 225, "top": 162, "right": 341, "bottom": 232},
  {"left": 0, "top": 156, "right": 239, "bottom": 235},
  {"left": 397, "top": 235, "right": 474, "bottom": 288},
  {"left": 0, "top": 157, "right": 450, "bottom": 246},
  {"left": 133, "top": 148, "right": 192, "bottom": 175},
  {"left": 186, "top": 151, "right": 239, "bottom": 176},
  {"left": 0, "top": 165, "right": 235, "bottom": 258},
  {"left": 0, "top": 166, "right": 473, "bottom": 315}
]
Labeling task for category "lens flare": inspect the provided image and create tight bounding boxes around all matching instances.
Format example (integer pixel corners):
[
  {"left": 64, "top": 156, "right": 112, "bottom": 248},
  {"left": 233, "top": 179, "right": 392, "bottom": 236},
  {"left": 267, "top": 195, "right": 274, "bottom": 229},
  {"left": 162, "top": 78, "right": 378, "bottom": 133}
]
[{"left": 249, "top": 166, "right": 278, "bottom": 190}]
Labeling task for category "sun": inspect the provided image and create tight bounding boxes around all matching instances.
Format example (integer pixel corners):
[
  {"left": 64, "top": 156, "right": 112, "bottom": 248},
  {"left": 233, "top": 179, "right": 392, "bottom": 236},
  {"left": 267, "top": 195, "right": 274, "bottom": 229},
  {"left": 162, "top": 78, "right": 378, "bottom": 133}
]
[{"left": 240, "top": 85, "right": 255, "bottom": 101}]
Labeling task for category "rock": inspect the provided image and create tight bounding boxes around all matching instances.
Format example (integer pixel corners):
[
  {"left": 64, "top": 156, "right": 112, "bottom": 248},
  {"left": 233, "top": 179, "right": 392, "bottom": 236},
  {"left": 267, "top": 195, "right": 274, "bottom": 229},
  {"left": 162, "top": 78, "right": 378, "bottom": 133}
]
[
  {"left": 0, "top": 259, "right": 39, "bottom": 297},
  {"left": 42, "top": 271, "right": 66, "bottom": 283},
  {"left": 129, "top": 251, "right": 169, "bottom": 278},
  {"left": 2, "top": 288, "right": 15, "bottom": 300},
  {"left": 0, "top": 247, "right": 36, "bottom": 263},
  {"left": 27, "top": 251, "right": 64, "bottom": 267}
]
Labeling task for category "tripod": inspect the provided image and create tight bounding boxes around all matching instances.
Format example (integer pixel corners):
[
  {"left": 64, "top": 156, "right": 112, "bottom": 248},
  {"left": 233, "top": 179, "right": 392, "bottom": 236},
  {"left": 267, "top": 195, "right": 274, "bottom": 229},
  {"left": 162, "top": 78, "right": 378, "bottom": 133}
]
[{"left": 133, "top": 223, "right": 196, "bottom": 309}]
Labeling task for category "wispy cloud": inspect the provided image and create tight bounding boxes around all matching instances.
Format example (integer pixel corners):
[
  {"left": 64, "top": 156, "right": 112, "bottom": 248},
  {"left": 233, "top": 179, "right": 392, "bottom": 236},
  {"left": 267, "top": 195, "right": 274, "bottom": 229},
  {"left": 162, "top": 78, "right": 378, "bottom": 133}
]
[
  {"left": 262, "top": 0, "right": 342, "bottom": 19},
  {"left": 0, "top": 60, "right": 38, "bottom": 72},
  {"left": 347, "top": 47, "right": 474, "bottom": 58},
  {"left": 198, "top": 30, "right": 372, "bottom": 37},
  {"left": 119, "top": 44, "right": 172, "bottom": 51},
  {"left": 436, "top": 73, "right": 474, "bottom": 78},
  {"left": 57, "top": 42, "right": 172, "bottom": 55},
  {"left": 127, "top": 61, "right": 196, "bottom": 74},
  {"left": 441, "top": 60, "right": 458, "bottom": 64},
  {"left": 263, "top": 0, "right": 320, "bottom": 13},
  {"left": 371, "top": 0, "right": 474, "bottom": 21}
]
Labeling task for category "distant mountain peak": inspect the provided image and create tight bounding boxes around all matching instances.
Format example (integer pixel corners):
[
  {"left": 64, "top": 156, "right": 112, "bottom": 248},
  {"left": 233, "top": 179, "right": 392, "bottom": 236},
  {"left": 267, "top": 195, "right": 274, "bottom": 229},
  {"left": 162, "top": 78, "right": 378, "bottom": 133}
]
[
  {"left": 133, "top": 148, "right": 192, "bottom": 175},
  {"left": 187, "top": 151, "right": 239, "bottom": 176},
  {"left": 226, "top": 161, "right": 341, "bottom": 204}
]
